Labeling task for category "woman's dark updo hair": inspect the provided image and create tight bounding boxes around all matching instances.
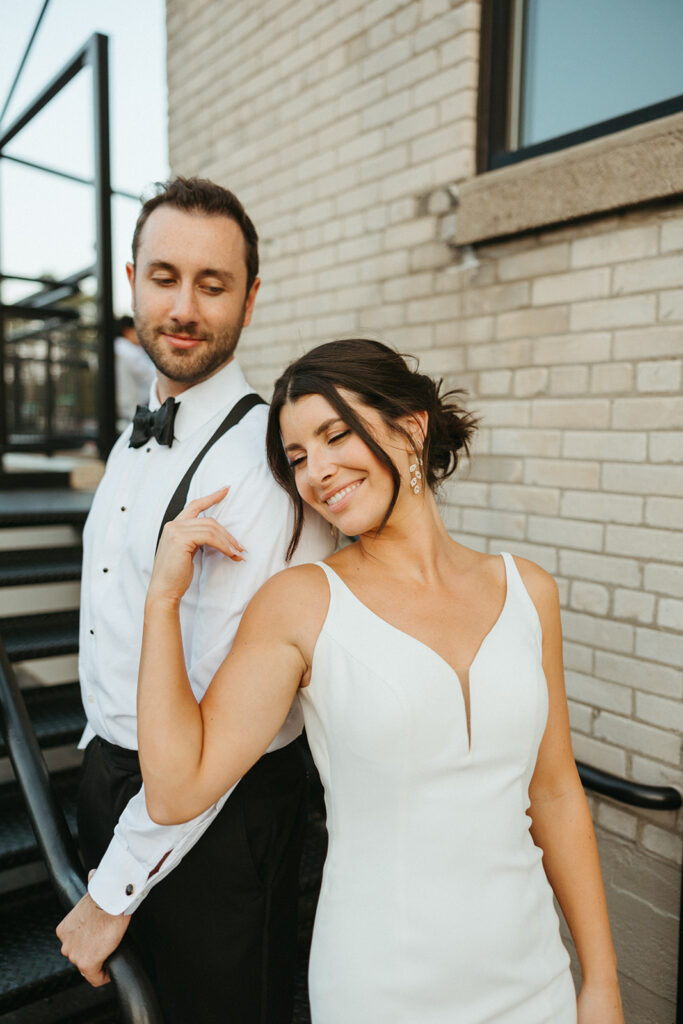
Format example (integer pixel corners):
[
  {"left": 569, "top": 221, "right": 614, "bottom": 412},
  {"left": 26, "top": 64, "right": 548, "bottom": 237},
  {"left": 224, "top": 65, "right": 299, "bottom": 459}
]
[{"left": 266, "top": 338, "right": 478, "bottom": 559}]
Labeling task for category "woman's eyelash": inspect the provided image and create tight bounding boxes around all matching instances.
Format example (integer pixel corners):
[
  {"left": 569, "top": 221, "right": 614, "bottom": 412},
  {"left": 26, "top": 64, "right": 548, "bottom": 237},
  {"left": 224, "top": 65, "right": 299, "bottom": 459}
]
[
  {"left": 289, "top": 455, "right": 305, "bottom": 468},
  {"left": 330, "top": 430, "right": 350, "bottom": 443}
]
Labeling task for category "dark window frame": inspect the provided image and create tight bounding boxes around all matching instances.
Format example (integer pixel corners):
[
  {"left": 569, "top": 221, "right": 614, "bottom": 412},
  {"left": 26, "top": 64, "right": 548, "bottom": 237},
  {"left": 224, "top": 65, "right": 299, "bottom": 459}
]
[{"left": 477, "top": 0, "right": 683, "bottom": 173}]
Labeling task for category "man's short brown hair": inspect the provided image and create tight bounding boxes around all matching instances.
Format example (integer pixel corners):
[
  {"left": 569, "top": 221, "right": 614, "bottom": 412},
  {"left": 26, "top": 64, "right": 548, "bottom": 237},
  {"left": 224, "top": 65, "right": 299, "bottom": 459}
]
[{"left": 132, "top": 177, "right": 259, "bottom": 294}]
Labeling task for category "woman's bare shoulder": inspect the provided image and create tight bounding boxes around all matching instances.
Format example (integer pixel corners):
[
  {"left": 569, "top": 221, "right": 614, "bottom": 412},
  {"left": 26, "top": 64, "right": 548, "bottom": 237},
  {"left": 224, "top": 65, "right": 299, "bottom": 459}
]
[{"left": 509, "top": 555, "right": 559, "bottom": 618}]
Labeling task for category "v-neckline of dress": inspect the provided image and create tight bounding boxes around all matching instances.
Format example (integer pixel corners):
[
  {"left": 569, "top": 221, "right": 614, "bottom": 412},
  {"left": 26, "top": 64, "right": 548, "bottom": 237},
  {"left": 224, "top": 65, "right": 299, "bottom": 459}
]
[{"left": 317, "top": 554, "right": 510, "bottom": 752}]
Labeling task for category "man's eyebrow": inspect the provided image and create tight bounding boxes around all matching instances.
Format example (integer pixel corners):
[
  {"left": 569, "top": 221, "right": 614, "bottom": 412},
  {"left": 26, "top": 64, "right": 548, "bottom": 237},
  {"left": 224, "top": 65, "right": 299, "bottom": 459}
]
[
  {"left": 284, "top": 417, "right": 344, "bottom": 451},
  {"left": 145, "top": 260, "right": 176, "bottom": 273}
]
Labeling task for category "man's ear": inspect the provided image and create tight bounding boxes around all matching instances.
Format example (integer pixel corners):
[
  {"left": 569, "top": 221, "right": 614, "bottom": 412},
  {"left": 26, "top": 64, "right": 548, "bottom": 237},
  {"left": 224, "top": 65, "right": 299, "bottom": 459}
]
[
  {"left": 242, "top": 277, "right": 261, "bottom": 327},
  {"left": 126, "top": 262, "right": 135, "bottom": 308}
]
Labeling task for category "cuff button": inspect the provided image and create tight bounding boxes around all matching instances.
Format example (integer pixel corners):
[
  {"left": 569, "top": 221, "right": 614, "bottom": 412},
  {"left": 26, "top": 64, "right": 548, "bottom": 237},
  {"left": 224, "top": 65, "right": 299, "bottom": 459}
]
[{"left": 125, "top": 883, "right": 134, "bottom": 896}]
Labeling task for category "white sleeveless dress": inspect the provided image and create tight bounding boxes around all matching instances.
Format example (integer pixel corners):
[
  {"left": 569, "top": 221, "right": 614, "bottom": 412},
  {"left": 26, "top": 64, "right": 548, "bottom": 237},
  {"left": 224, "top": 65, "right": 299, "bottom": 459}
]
[{"left": 299, "top": 552, "right": 577, "bottom": 1024}]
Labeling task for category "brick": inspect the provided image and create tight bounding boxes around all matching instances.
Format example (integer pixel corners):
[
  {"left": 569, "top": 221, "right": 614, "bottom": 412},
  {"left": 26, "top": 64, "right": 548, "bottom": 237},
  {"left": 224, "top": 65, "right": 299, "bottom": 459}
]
[
  {"left": 560, "top": 550, "right": 640, "bottom": 588},
  {"left": 644, "top": 563, "right": 683, "bottom": 599},
  {"left": 570, "top": 295, "right": 656, "bottom": 331},
  {"left": 472, "top": 399, "right": 530, "bottom": 427},
  {"left": 382, "top": 272, "right": 434, "bottom": 302},
  {"left": 497, "top": 243, "right": 570, "bottom": 282},
  {"left": 525, "top": 459, "right": 600, "bottom": 490},
  {"left": 478, "top": 370, "right": 512, "bottom": 395},
  {"left": 490, "top": 428, "right": 561, "bottom": 458},
  {"left": 531, "top": 333, "right": 611, "bottom": 365},
  {"left": 567, "top": 701, "right": 593, "bottom": 733},
  {"left": 462, "top": 281, "right": 530, "bottom": 317},
  {"left": 529, "top": 515, "right": 603, "bottom": 552},
  {"left": 458, "top": 316, "right": 495, "bottom": 343},
  {"left": 631, "top": 755, "right": 683, "bottom": 792},
  {"left": 410, "top": 241, "right": 452, "bottom": 271},
  {"left": 594, "top": 650, "right": 682, "bottom": 699},
  {"left": 570, "top": 224, "right": 659, "bottom": 267},
  {"left": 570, "top": 733, "right": 626, "bottom": 776},
  {"left": 562, "top": 610, "right": 633, "bottom": 654},
  {"left": 645, "top": 496, "right": 683, "bottom": 529},
  {"left": 613, "top": 589, "right": 655, "bottom": 624},
  {"left": 469, "top": 455, "right": 524, "bottom": 484},
  {"left": 636, "top": 692, "right": 683, "bottom": 733},
  {"left": 461, "top": 508, "right": 526, "bottom": 539},
  {"left": 602, "top": 462, "right": 683, "bottom": 498},
  {"left": 658, "top": 288, "right": 683, "bottom": 321},
  {"left": 596, "top": 803, "right": 638, "bottom": 841},
  {"left": 569, "top": 581, "right": 609, "bottom": 615},
  {"left": 358, "top": 144, "right": 409, "bottom": 184},
  {"left": 658, "top": 597, "right": 683, "bottom": 631},
  {"left": 406, "top": 293, "right": 461, "bottom": 323},
  {"left": 513, "top": 368, "right": 548, "bottom": 397},
  {"left": 642, "top": 824, "right": 683, "bottom": 864},
  {"left": 613, "top": 254, "right": 683, "bottom": 295},
  {"left": 441, "top": 480, "right": 489, "bottom": 507},
  {"left": 562, "top": 431, "right": 646, "bottom": 463},
  {"left": 614, "top": 325, "right": 683, "bottom": 360},
  {"left": 636, "top": 360, "right": 682, "bottom": 393},
  {"left": 467, "top": 339, "right": 533, "bottom": 370},
  {"left": 532, "top": 267, "right": 610, "bottom": 306},
  {"left": 497, "top": 305, "right": 569, "bottom": 340},
  {"left": 593, "top": 711, "right": 680, "bottom": 763},
  {"left": 606, "top": 524, "right": 683, "bottom": 564},
  {"left": 412, "top": 62, "right": 477, "bottom": 108},
  {"left": 636, "top": 626, "right": 683, "bottom": 668},
  {"left": 489, "top": 484, "right": 560, "bottom": 515},
  {"left": 589, "top": 362, "right": 634, "bottom": 394},
  {"left": 548, "top": 365, "right": 589, "bottom": 395},
  {"left": 384, "top": 218, "right": 435, "bottom": 250},
  {"left": 649, "top": 432, "right": 683, "bottom": 463},
  {"left": 563, "top": 641, "right": 593, "bottom": 673},
  {"left": 560, "top": 491, "right": 643, "bottom": 525},
  {"left": 660, "top": 217, "right": 683, "bottom": 252},
  {"left": 415, "top": 346, "right": 466, "bottom": 373},
  {"left": 531, "top": 399, "right": 610, "bottom": 430}
]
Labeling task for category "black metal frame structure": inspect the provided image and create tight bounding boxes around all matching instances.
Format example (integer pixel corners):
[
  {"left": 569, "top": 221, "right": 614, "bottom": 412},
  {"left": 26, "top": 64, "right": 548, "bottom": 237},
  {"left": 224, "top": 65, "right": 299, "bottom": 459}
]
[
  {"left": 0, "top": 31, "right": 131, "bottom": 464},
  {"left": 477, "top": 0, "right": 683, "bottom": 172},
  {"left": 0, "top": 637, "right": 162, "bottom": 1022}
]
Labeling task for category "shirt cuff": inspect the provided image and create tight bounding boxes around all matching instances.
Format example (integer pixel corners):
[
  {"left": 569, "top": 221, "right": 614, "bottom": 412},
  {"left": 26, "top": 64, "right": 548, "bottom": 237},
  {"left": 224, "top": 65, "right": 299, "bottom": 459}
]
[{"left": 88, "top": 835, "right": 160, "bottom": 915}]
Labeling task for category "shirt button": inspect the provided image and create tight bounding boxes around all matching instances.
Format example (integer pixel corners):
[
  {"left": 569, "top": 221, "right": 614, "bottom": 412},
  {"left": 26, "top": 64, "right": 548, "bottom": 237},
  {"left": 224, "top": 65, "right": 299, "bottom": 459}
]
[
  {"left": 125, "top": 884, "right": 134, "bottom": 896},
  {"left": 89, "top": 629, "right": 94, "bottom": 635},
  {"left": 121, "top": 506, "right": 126, "bottom": 512},
  {"left": 146, "top": 448, "right": 151, "bottom": 453},
  {"left": 102, "top": 567, "right": 109, "bottom": 573}
]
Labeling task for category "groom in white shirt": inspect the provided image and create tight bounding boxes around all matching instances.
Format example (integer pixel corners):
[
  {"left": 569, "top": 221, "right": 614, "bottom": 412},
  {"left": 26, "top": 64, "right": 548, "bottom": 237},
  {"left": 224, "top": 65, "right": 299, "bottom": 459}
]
[{"left": 56, "top": 177, "right": 332, "bottom": 1022}]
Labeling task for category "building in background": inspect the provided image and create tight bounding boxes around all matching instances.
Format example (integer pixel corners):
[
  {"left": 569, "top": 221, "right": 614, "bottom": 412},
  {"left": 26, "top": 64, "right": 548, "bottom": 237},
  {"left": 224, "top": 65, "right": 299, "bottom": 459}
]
[{"left": 165, "top": 1, "right": 682, "bottom": 1019}]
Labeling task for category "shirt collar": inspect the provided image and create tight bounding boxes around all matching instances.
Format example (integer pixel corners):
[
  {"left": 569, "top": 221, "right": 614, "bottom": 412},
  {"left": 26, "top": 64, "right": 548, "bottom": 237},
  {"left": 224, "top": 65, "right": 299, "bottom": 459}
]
[{"left": 148, "top": 359, "right": 254, "bottom": 442}]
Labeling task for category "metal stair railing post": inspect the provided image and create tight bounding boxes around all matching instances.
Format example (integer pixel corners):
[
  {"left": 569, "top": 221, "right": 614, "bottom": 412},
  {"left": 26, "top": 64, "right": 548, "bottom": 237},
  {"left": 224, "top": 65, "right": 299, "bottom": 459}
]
[
  {"left": 575, "top": 759, "right": 682, "bottom": 1023},
  {"left": 0, "top": 638, "right": 163, "bottom": 1024}
]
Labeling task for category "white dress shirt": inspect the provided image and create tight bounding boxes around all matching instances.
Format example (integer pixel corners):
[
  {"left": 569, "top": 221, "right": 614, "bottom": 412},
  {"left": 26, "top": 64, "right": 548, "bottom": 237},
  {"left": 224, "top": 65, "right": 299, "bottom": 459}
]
[{"left": 80, "top": 358, "right": 333, "bottom": 914}]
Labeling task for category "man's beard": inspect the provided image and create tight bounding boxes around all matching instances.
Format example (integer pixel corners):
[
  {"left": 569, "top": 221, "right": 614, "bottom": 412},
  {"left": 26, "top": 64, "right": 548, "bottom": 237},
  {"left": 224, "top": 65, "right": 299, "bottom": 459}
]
[{"left": 133, "top": 309, "right": 245, "bottom": 385}]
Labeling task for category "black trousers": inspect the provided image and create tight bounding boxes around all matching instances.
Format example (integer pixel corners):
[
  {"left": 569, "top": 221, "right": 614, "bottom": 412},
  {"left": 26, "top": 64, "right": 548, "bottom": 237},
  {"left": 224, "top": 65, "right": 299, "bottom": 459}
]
[{"left": 77, "top": 736, "right": 307, "bottom": 1024}]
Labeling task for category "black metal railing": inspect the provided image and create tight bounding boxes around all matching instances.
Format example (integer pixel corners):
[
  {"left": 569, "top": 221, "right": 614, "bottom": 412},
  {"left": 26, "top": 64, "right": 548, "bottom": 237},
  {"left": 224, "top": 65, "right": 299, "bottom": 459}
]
[
  {"left": 576, "top": 759, "right": 682, "bottom": 1024},
  {"left": 0, "top": 639, "right": 163, "bottom": 1024},
  {"left": 0, "top": 32, "right": 121, "bottom": 463}
]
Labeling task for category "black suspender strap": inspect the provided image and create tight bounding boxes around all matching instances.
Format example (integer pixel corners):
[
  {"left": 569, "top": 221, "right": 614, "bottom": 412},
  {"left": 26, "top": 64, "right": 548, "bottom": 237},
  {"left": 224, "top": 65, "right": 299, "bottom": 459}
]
[{"left": 156, "top": 392, "right": 266, "bottom": 551}]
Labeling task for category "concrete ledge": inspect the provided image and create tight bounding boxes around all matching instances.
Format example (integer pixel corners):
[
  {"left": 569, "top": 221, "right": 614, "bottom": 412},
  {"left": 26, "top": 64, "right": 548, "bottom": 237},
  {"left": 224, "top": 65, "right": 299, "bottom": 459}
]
[{"left": 457, "top": 111, "right": 683, "bottom": 244}]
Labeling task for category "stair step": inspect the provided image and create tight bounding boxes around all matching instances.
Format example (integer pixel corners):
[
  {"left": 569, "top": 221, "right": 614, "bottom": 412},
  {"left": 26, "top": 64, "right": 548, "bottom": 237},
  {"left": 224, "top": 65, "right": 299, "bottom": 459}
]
[
  {"left": 0, "top": 683, "right": 85, "bottom": 760},
  {"left": 0, "top": 884, "right": 80, "bottom": 1013},
  {"left": 0, "top": 491, "right": 91, "bottom": 530},
  {"left": 0, "top": 982, "right": 117, "bottom": 1024},
  {"left": 0, "top": 768, "right": 79, "bottom": 871},
  {"left": 0, "top": 550, "right": 83, "bottom": 588},
  {"left": 0, "top": 612, "right": 79, "bottom": 662}
]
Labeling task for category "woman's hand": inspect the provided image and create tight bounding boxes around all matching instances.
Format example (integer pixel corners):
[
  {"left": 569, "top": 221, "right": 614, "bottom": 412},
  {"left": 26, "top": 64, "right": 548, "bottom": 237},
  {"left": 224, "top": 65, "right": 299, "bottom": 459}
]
[
  {"left": 147, "top": 488, "right": 245, "bottom": 605},
  {"left": 577, "top": 978, "right": 624, "bottom": 1024}
]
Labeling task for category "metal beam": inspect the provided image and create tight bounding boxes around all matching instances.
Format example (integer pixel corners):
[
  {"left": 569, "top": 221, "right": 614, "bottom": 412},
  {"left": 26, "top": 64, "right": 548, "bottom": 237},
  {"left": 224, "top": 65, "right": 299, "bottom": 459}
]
[
  {"left": 0, "top": 0, "right": 51, "bottom": 128},
  {"left": 0, "top": 44, "right": 87, "bottom": 150}
]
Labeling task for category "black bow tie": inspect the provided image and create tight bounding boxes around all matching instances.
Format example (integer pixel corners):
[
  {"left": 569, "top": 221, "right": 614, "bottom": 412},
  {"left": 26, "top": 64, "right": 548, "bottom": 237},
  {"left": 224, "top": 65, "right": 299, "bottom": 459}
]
[{"left": 129, "top": 397, "right": 179, "bottom": 449}]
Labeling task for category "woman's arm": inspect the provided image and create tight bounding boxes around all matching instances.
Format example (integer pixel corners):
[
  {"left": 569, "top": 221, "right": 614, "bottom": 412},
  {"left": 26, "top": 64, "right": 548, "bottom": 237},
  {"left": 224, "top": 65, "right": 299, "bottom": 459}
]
[
  {"left": 137, "top": 490, "right": 310, "bottom": 825},
  {"left": 521, "top": 560, "right": 624, "bottom": 1024}
]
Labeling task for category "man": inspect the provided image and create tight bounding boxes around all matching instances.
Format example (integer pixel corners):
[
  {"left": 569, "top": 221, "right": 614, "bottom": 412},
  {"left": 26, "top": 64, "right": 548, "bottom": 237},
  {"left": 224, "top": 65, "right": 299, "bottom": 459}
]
[{"left": 57, "top": 177, "right": 332, "bottom": 1023}]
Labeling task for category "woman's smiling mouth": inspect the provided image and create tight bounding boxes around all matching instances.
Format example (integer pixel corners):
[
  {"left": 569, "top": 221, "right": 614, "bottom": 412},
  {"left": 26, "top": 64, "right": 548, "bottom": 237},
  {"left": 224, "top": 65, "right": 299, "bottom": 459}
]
[{"left": 324, "top": 480, "right": 363, "bottom": 509}]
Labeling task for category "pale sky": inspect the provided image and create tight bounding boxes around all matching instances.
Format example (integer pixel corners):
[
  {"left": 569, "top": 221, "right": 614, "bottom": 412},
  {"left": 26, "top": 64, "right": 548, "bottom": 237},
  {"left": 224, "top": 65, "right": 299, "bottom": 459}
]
[{"left": 1, "top": 0, "right": 169, "bottom": 312}]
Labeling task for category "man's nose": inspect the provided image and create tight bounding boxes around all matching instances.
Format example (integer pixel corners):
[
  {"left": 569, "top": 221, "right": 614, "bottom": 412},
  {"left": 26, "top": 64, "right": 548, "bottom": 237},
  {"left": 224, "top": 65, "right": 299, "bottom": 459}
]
[{"left": 170, "top": 283, "right": 198, "bottom": 323}]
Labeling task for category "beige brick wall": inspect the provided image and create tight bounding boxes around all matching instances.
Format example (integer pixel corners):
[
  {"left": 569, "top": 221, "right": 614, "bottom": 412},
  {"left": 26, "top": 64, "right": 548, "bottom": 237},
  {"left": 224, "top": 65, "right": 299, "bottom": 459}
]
[{"left": 166, "top": 1, "right": 682, "bottom": 1016}]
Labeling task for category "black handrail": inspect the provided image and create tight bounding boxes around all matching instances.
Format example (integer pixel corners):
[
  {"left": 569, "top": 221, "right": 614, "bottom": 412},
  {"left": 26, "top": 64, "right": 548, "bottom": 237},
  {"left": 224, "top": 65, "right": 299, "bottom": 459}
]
[
  {"left": 0, "top": 639, "right": 163, "bottom": 1024},
  {"left": 576, "top": 760, "right": 682, "bottom": 811}
]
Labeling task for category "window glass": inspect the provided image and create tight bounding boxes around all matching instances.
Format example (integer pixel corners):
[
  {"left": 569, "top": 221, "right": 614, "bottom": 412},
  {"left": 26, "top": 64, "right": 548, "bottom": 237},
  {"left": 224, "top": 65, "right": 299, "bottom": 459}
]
[{"left": 520, "top": 0, "right": 683, "bottom": 148}]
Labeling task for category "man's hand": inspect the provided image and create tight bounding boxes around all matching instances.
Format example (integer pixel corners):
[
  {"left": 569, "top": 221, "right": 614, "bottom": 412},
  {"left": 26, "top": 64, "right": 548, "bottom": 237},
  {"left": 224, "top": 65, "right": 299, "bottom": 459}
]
[{"left": 56, "top": 889, "right": 131, "bottom": 986}]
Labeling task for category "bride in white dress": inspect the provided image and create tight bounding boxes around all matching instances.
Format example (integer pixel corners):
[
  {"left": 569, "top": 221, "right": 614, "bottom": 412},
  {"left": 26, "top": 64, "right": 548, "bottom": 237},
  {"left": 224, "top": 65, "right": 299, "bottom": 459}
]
[{"left": 137, "top": 339, "right": 624, "bottom": 1024}]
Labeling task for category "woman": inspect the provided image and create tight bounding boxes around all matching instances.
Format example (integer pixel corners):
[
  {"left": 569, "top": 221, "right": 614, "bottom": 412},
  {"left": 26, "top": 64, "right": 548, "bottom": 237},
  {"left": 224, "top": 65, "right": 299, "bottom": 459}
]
[{"left": 138, "top": 339, "right": 624, "bottom": 1023}]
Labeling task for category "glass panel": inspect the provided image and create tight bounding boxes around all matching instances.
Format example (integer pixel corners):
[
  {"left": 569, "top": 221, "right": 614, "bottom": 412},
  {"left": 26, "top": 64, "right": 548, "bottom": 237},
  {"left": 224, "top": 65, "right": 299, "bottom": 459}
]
[{"left": 521, "top": 0, "right": 683, "bottom": 147}]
